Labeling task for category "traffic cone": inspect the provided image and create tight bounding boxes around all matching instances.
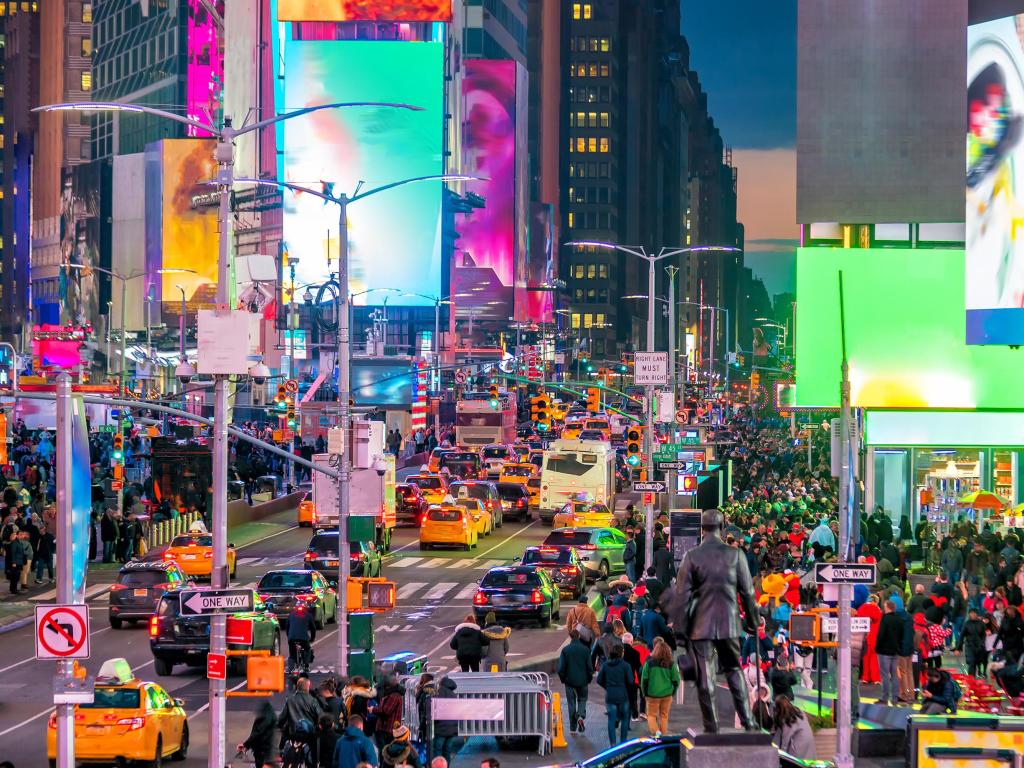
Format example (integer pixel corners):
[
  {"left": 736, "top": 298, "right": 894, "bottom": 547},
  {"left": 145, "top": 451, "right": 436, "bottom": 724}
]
[{"left": 551, "top": 692, "right": 568, "bottom": 748}]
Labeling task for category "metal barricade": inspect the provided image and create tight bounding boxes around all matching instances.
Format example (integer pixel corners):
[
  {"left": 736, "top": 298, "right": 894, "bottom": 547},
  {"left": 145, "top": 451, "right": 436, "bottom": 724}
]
[{"left": 401, "top": 671, "right": 553, "bottom": 755}]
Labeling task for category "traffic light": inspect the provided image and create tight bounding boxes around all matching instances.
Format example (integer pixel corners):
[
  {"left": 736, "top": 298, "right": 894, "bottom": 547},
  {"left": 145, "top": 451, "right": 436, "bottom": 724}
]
[
  {"left": 751, "top": 371, "right": 761, "bottom": 390},
  {"left": 112, "top": 433, "right": 124, "bottom": 463},
  {"left": 586, "top": 387, "right": 601, "bottom": 413},
  {"left": 531, "top": 394, "right": 551, "bottom": 432},
  {"left": 285, "top": 397, "right": 297, "bottom": 430},
  {"left": 488, "top": 383, "right": 500, "bottom": 409},
  {"left": 274, "top": 385, "right": 287, "bottom": 412},
  {"left": 625, "top": 424, "right": 643, "bottom": 467}
]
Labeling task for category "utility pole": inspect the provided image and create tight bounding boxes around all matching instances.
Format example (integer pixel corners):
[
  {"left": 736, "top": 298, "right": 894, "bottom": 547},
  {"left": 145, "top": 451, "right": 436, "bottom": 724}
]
[
  {"left": 665, "top": 266, "right": 678, "bottom": 409},
  {"left": 644, "top": 256, "right": 657, "bottom": 569},
  {"left": 835, "top": 271, "right": 855, "bottom": 768},
  {"left": 54, "top": 373, "right": 74, "bottom": 768},
  {"left": 336, "top": 194, "right": 352, "bottom": 677}
]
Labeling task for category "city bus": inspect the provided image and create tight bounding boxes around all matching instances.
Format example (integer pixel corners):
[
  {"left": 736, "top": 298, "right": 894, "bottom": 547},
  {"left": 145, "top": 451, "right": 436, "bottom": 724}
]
[
  {"left": 538, "top": 439, "right": 616, "bottom": 525},
  {"left": 455, "top": 392, "right": 517, "bottom": 447}
]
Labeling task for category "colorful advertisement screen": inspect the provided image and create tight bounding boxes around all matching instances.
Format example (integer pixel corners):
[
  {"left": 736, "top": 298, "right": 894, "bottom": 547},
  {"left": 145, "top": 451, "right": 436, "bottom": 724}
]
[
  {"left": 527, "top": 202, "right": 556, "bottom": 323},
  {"left": 795, "top": 246, "right": 1024, "bottom": 410},
  {"left": 148, "top": 139, "right": 219, "bottom": 317},
  {"left": 283, "top": 41, "right": 443, "bottom": 305},
  {"left": 455, "top": 60, "right": 524, "bottom": 324},
  {"left": 278, "top": 0, "right": 452, "bottom": 21},
  {"left": 967, "top": 7, "right": 1024, "bottom": 344}
]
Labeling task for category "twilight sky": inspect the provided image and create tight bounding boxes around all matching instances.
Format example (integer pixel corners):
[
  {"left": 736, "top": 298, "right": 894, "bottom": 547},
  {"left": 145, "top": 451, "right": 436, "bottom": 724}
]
[{"left": 681, "top": 0, "right": 797, "bottom": 299}]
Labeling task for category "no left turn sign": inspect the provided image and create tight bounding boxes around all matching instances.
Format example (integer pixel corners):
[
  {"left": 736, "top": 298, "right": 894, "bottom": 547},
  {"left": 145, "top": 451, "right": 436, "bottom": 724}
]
[
  {"left": 35, "top": 605, "right": 90, "bottom": 660},
  {"left": 455, "top": 370, "right": 467, "bottom": 384}
]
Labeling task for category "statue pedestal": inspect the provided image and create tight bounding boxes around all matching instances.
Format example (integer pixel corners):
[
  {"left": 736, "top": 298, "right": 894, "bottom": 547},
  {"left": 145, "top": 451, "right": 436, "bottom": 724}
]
[{"left": 681, "top": 729, "right": 779, "bottom": 768}]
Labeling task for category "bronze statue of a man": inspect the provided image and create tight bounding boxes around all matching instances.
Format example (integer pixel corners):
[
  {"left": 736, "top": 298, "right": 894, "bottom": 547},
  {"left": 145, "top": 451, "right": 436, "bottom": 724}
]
[{"left": 674, "top": 508, "right": 760, "bottom": 732}]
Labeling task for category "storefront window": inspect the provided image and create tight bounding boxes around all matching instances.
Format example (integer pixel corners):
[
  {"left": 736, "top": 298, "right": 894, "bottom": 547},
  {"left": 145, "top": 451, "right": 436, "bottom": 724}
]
[{"left": 873, "top": 449, "right": 909, "bottom": 526}]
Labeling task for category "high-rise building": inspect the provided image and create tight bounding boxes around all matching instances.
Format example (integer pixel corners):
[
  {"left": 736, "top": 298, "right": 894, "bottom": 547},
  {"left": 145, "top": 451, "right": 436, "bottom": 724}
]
[
  {"left": 0, "top": 2, "right": 39, "bottom": 341},
  {"left": 463, "top": 0, "right": 527, "bottom": 63},
  {"left": 31, "top": 0, "right": 91, "bottom": 326},
  {"left": 561, "top": 0, "right": 724, "bottom": 362}
]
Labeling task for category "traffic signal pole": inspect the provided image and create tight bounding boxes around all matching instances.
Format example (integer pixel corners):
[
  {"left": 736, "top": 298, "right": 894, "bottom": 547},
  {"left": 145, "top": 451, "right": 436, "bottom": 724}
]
[{"left": 644, "top": 256, "right": 656, "bottom": 569}]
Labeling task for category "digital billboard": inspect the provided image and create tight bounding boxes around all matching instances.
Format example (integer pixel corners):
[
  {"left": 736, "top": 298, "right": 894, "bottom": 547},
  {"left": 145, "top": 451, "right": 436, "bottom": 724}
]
[
  {"left": 145, "top": 139, "right": 219, "bottom": 319},
  {"left": 278, "top": 0, "right": 452, "bottom": 21},
  {"left": 283, "top": 41, "right": 443, "bottom": 306},
  {"left": 967, "top": 6, "right": 1024, "bottom": 344},
  {"left": 455, "top": 60, "right": 527, "bottom": 324},
  {"left": 795, "top": 246, "right": 1024, "bottom": 410},
  {"left": 527, "top": 202, "right": 556, "bottom": 323}
]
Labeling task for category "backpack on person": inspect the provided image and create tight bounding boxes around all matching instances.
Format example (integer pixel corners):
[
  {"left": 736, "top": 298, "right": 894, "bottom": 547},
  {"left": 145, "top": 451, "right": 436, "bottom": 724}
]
[
  {"left": 949, "top": 677, "right": 962, "bottom": 713},
  {"left": 605, "top": 604, "right": 626, "bottom": 628}
]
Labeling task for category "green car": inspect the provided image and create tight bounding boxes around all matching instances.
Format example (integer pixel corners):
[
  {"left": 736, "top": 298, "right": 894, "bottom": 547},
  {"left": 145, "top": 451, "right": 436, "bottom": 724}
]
[
  {"left": 150, "top": 589, "right": 281, "bottom": 677},
  {"left": 257, "top": 569, "right": 338, "bottom": 629}
]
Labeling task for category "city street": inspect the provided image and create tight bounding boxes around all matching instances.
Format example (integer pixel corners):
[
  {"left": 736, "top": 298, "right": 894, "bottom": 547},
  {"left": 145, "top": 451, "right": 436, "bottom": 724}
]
[{"left": 0, "top": 508, "right": 570, "bottom": 766}]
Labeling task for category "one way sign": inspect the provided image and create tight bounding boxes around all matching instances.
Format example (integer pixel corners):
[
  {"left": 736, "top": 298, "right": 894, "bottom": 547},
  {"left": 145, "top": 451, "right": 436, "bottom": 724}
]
[
  {"left": 632, "top": 481, "right": 666, "bottom": 493},
  {"left": 814, "top": 563, "right": 876, "bottom": 585},
  {"left": 179, "top": 588, "right": 255, "bottom": 616}
]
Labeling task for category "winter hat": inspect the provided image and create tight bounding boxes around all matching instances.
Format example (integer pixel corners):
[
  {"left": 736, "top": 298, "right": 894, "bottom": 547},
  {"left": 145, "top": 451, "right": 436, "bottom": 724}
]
[
  {"left": 622, "top": 633, "right": 634, "bottom": 644},
  {"left": 393, "top": 725, "right": 410, "bottom": 740}
]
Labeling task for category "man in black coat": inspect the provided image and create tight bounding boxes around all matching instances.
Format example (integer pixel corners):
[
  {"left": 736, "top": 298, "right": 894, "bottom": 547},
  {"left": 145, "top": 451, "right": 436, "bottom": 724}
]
[{"left": 673, "top": 508, "right": 758, "bottom": 732}]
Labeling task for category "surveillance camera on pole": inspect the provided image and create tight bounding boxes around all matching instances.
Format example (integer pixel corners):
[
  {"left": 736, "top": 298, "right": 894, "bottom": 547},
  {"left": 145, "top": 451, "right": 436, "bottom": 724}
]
[
  {"left": 248, "top": 362, "right": 270, "bottom": 386},
  {"left": 175, "top": 359, "right": 196, "bottom": 384}
]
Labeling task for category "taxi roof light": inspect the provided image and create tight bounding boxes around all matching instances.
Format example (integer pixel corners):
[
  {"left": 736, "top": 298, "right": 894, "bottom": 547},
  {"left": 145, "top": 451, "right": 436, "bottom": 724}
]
[{"left": 96, "top": 658, "right": 136, "bottom": 684}]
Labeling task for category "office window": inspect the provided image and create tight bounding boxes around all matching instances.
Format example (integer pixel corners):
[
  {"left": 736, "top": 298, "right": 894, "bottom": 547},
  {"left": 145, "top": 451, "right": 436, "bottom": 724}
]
[
  {"left": 596, "top": 313, "right": 606, "bottom": 326},
  {"left": 598, "top": 265, "right": 608, "bottom": 279},
  {"left": 598, "top": 289, "right": 609, "bottom": 302},
  {"left": 584, "top": 313, "right": 594, "bottom": 329},
  {"left": 571, "top": 313, "right": 581, "bottom": 329},
  {"left": 600, "top": 63, "right": 609, "bottom": 77},
  {"left": 576, "top": 137, "right": 586, "bottom": 153},
  {"left": 573, "top": 289, "right": 584, "bottom": 301},
  {"left": 567, "top": 212, "right": 574, "bottom": 229},
  {"left": 600, "top": 37, "right": 610, "bottom": 51},
  {"left": 80, "top": 71, "right": 92, "bottom": 91},
  {"left": 588, "top": 137, "right": 597, "bottom": 153},
  {"left": 600, "top": 86, "right": 610, "bottom": 101},
  {"left": 586, "top": 265, "right": 596, "bottom": 279},
  {"left": 600, "top": 112, "right": 610, "bottom": 127},
  {"left": 572, "top": 3, "right": 581, "bottom": 19},
  {"left": 573, "top": 264, "right": 584, "bottom": 279},
  {"left": 599, "top": 162, "right": 609, "bottom": 177},
  {"left": 569, "top": 37, "right": 575, "bottom": 51},
  {"left": 588, "top": 63, "right": 598, "bottom": 77},
  {"left": 598, "top": 187, "right": 609, "bottom": 204},
  {"left": 583, "top": 3, "right": 591, "bottom": 19},
  {"left": 588, "top": 112, "right": 597, "bottom": 127},
  {"left": 586, "top": 288, "right": 596, "bottom": 302},
  {"left": 82, "top": 2, "right": 92, "bottom": 21},
  {"left": 599, "top": 137, "right": 609, "bottom": 153},
  {"left": 81, "top": 38, "right": 92, "bottom": 57},
  {"left": 589, "top": 162, "right": 597, "bottom": 176}
]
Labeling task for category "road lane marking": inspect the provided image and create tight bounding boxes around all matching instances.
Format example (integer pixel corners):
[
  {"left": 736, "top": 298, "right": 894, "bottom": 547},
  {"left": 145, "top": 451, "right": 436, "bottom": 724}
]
[
  {"left": 455, "top": 584, "right": 479, "bottom": 599},
  {"left": 397, "top": 582, "right": 427, "bottom": 599},
  {"left": 0, "top": 706, "right": 53, "bottom": 737},
  {"left": 418, "top": 558, "right": 451, "bottom": 569},
  {"left": 444, "top": 559, "right": 476, "bottom": 569},
  {"left": 474, "top": 519, "right": 538, "bottom": 559},
  {"left": 0, "top": 623, "right": 113, "bottom": 675},
  {"left": 424, "top": 582, "right": 457, "bottom": 600},
  {"left": 189, "top": 680, "right": 247, "bottom": 718},
  {"left": 388, "top": 557, "right": 424, "bottom": 568},
  {"left": 237, "top": 525, "right": 300, "bottom": 549},
  {"left": 382, "top": 539, "right": 420, "bottom": 559},
  {"left": 477, "top": 559, "right": 507, "bottom": 570}
]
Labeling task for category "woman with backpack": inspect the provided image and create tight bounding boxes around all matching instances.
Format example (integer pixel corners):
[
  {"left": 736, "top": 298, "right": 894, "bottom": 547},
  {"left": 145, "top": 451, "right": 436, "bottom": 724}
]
[
  {"left": 341, "top": 677, "right": 377, "bottom": 736},
  {"left": 639, "top": 637, "right": 680, "bottom": 737},
  {"left": 449, "top": 614, "right": 490, "bottom": 672}
]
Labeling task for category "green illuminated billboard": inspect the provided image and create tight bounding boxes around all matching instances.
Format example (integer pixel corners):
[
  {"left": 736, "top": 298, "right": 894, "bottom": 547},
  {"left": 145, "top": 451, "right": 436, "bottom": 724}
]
[{"left": 795, "top": 246, "right": 1024, "bottom": 410}]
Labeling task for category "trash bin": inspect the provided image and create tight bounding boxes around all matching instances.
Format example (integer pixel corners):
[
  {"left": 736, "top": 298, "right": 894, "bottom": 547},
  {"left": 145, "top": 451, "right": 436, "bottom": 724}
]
[
  {"left": 227, "top": 480, "right": 245, "bottom": 501},
  {"left": 348, "top": 649, "right": 375, "bottom": 681},
  {"left": 349, "top": 611, "right": 374, "bottom": 649}
]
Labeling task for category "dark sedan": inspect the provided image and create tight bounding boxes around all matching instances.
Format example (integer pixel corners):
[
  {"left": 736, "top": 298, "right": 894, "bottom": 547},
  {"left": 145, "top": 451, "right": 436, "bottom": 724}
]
[
  {"left": 304, "top": 531, "right": 382, "bottom": 579},
  {"left": 256, "top": 569, "right": 338, "bottom": 629},
  {"left": 396, "top": 483, "right": 429, "bottom": 526},
  {"left": 520, "top": 546, "right": 586, "bottom": 599},
  {"left": 495, "top": 482, "right": 532, "bottom": 522},
  {"left": 473, "top": 566, "right": 561, "bottom": 627},
  {"left": 108, "top": 560, "right": 190, "bottom": 629}
]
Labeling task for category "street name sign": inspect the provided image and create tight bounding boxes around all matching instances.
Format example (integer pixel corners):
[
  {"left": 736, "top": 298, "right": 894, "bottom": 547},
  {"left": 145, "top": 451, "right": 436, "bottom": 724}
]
[
  {"left": 179, "top": 588, "right": 255, "bottom": 616},
  {"left": 821, "top": 616, "right": 871, "bottom": 634},
  {"left": 35, "top": 605, "right": 90, "bottom": 660},
  {"left": 814, "top": 563, "right": 876, "bottom": 585},
  {"left": 633, "top": 352, "right": 668, "bottom": 386},
  {"left": 656, "top": 461, "right": 687, "bottom": 471},
  {"left": 633, "top": 481, "right": 667, "bottom": 493}
]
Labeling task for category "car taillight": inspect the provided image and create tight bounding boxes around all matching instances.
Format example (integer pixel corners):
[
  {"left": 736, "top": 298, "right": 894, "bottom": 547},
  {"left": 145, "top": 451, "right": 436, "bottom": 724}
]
[
  {"left": 163, "top": 552, "right": 174, "bottom": 560},
  {"left": 48, "top": 712, "right": 57, "bottom": 729},
  {"left": 530, "top": 589, "right": 544, "bottom": 604},
  {"left": 473, "top": 591, "right": 489, "bottom": 605},
  {"left": 304, "top": 550, "right": 316, "bottom": 560},
  {"left": 352, "top": 552, "right": 365, "bottom": 560},
  {"left": 298, "top": 593, "right": 317, "bottom": 602},
  {"left": 203, "top": 552, "right": 213, "bottom": 559},
  {"left": 115, "top": 717, "right": 147, "bottom": 731},
  {"left": 109, "top": 582, "right": 128, "bottom": 591},
  {"left": 577, "top": 544, "right": 597, "bottom": 550},
  {"left": 149, "top": 616, "right": 159, "bottom": 637},
  {"left": 561, "top": 566, "right": 579, "bottom": 575},
  {"left": 516, "top": 499, "right": 525, "bottom": 507}
]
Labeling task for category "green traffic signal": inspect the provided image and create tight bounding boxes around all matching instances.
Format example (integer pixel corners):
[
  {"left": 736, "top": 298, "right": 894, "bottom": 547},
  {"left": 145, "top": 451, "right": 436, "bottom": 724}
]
[
  {"left": 489, "top": 398, "right": 500, "bottom": 409},
  {"left": 626, "top": 454, "right": 641, "bottom": 467},
  {"left": 537, "top": 422, "right": 550, "bottom": 432},
  {"left": 586, "top": 364, "right": 594, "bottom": 372},
  {"left": 112, "top": 450, "right": 124, "bottom": 462}
]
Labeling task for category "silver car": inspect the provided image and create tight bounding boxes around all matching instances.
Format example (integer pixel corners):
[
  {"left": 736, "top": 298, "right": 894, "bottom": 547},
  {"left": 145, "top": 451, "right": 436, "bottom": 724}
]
[{"left": 541, "top": 526, "right": 626, "bottom": 580}]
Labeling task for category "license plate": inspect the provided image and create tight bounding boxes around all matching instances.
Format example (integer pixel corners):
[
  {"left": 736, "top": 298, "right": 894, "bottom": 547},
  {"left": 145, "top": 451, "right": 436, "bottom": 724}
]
[
  {"left": 327, "top": 559, "right": 339, "bottom": 567},
  {"left": 86, "top": 725, "right": 106, "bottom": 734},
  {"left": 489, "top": 595, "right": 517, "bottom": 606},
  {"left": 182, "top": 554, "right": 196, "bottom": 560},
  {"left": 134, "top": 589, "right": 148, "bottom": 597}
]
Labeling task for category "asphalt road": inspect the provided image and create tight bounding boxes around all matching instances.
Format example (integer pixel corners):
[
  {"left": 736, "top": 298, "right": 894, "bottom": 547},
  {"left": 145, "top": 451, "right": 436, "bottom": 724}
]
[{"left": 0, "top": 504, "right": 566, "bottom": 766}]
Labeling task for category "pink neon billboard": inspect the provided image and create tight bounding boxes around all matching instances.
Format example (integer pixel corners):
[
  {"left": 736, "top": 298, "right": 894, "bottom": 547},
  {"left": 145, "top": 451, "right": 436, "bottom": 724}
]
[{"left": 186, "top": 0, "right": 224, "bottom": 137}]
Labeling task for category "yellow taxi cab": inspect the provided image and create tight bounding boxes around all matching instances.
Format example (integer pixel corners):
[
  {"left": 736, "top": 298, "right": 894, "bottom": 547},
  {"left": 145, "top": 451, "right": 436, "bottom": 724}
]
[
  {"left": 499, "top": 462, "right": 538, "bottom": 485},
  {"left": 510, "top": 444, "right": 531, "bottom": 463},
  {"left": 298, "top": 492, "right": 316, "bottom": 527},
  {"left": 552, "top": 500, "right": 615, "bottom": 529},
  {"left": 407, "top": 473, "right": 449, "bottom": 505},
  {"left": 47, "top": 658, "right": 189, "bottom": 766},
  {"left": 427, "top": 448, "right": 454, "bottom": 473},
  {"left": 163, "top": 531, "right": 237, "bottom": 579},
  {"left": 583, "top": 417, "right": 612, "bottom": 440},
  {"left": 420, "top": 504, "right": 479, "bottom": 551},
  {"left": 526, "top": 476, "right": 541, "bottom": 507},
  {"left": 561, "top": 420, "right": 584, "bottom": 440},
  {"left": 454, "top": 497, "right": 493, "bottom": 536}
]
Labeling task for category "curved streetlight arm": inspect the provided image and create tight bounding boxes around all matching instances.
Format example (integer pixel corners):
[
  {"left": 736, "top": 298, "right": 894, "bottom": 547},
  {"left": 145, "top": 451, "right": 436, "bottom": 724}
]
[
  {"left": 350, "top": 173, "right": 478, "bottom": 203},
  {"left": 234, "top": 102, "right": 424, "bottom": 138},
  {"left": 33, "top": 102, "right": 217, "bottom": 135},
  {"left": 232, "top": 177, "right": 338, "bottom": 204}
]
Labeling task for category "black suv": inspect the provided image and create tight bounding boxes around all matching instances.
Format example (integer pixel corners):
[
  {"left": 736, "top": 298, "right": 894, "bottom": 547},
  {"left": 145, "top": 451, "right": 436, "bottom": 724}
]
[
  {"left": 108, "top": 560, "right": 189, "bottom": 629},
  {"left": 495, "top": 482, "right": 532, "bottom": 522},
  {"left": 448, "top": 481, "right": 503, "bottom": 528},
  {"left": 149, "top": 589, "right": 281, "bottom": 676}
]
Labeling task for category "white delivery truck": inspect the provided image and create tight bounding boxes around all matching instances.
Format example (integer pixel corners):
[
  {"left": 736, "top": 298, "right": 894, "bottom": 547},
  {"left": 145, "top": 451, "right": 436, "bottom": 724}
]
[
  {"left": 539, "top": 439, "right": 616, "bottom": 525},
  {"left": 311, "top": 453, "right": 396, "bottom": 551}
]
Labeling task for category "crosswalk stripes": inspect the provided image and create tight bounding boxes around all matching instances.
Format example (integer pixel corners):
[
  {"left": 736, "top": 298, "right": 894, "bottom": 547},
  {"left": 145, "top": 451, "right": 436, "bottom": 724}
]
[
  {"left": 419, "top": 558, "right": 452, "bottom": 569},
  {"left": 455, "top": 584, "right": 479, "bottom": 600},
  {"left": 476, "top": 559, "right": 506, "bottom": 570},
  {"left": 397, "top": 582, "right": 427, "bottom": 599},
  {"left": 423, "top": 582, "right": 458, "bottom": 600},
  {"left": 443, "top": 559, "right": 476, "bottom": 570},
  {"left": 388, "top": 557, "right": 424, "bottom": 569}
]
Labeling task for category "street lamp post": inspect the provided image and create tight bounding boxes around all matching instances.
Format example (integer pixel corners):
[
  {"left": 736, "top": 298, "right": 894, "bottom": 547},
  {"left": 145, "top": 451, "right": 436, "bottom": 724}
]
[
  {"left": 38, "top": 99, "right": 419, "bottom": 768},
  {"left": 233, "top": 174, "right": 473, "bottom": 677},
  {"left": 567, "top": 241, "right": 739, "bottom": 568},
  {"left": 403, "top": 292, "right": 453, "bottom": 432}
]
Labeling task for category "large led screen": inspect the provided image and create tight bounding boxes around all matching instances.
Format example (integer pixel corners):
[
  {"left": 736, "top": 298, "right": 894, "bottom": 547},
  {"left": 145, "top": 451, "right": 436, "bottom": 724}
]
[
  {"left": 527, "top": 202, "right": 556, "bottom": 323},
  {"left": 455, "top": 60, "right": 526, "bottom": 324},
  {"left": 795, "top": 246, "right": 1024, "bottom": 410},
  {"left": 146, "top": 139, "right": 219, "bottom": 318},
  {"left": 278, "top": 0, "right": 452, "bottom": 21},
  {"left": 284, "top": 42, "right": 443, "bottom": 306},
  {"left": 967, "top": 7, "right": 1024, "bottom": 344}
]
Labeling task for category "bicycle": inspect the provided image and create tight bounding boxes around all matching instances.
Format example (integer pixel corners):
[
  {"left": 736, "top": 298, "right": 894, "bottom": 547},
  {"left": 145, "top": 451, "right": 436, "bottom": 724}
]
[{"left": 287, "top": 640, "right": 312, "bottom": 685}]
